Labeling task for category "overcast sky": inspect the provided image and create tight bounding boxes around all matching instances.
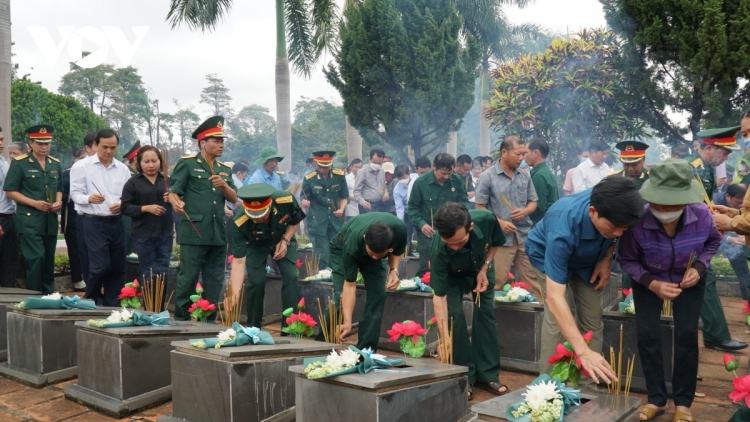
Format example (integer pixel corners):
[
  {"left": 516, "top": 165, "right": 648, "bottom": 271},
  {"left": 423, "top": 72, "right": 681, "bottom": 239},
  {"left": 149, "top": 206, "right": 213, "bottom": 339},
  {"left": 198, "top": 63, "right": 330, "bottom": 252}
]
[{"left": 10, "top": 0, "right": 607, "bottom": 119}]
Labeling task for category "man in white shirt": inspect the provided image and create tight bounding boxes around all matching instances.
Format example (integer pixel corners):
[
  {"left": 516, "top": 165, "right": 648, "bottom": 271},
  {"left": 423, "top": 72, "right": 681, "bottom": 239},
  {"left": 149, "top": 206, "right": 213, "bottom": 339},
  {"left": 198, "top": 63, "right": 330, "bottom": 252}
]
[
  {"left": 572, "top": 141, "right": 611, "bottom": 193},
  {"left": 345, "top": 158, "right": 363, "bottom": 220},
  {"left": 70, "top": 129, "right": 132, "bottom": 306},
  {"left": 0, "top": 127, "right": 18, "bottom": 288}
]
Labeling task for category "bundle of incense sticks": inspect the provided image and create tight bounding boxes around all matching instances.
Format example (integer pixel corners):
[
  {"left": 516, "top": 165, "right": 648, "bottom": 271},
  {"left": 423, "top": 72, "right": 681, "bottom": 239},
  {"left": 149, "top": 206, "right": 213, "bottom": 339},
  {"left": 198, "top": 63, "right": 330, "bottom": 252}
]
[
  {"left": 218, "top": 284, "right": 245, "bottom": 327},
  {"left": 46, "top": 191, "right": 55, "bottom": 204},
  {"left": 475, "top": 291, "right": 481, "bottom": 308},
  {"left": 437, "top": 318, "right": 454, "bottom": 364},
  {"left": 142, "top": 270, "right": 172, "bottom": 313},
  {"left": 605, "top": 324, "right": 634, "bottom": 395},
  {"left": 317, "top": 298, "right": 342, "bottom": 343},
  {"left": 305, "top": 254, "right": 320, "bottom": 277},
  {"left": 695, "top": 176, "right": 714, "bottom": 212},
  {"left": 499, "top": 193, "right": 514, "bottom": 211},
  {"left": 287, "top": 183, "right": 301, "bottom": 195}
]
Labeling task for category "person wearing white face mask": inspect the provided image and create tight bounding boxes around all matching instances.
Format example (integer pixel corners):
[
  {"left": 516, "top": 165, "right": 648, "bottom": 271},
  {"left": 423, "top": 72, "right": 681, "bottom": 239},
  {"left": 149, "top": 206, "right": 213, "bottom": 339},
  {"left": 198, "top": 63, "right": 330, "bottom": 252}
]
[
  {"left": 618, "top": 159, "right": 722, "bottom": 422},
  {"left": 353, "top": 148, "right": 388, "bottom": 213}
]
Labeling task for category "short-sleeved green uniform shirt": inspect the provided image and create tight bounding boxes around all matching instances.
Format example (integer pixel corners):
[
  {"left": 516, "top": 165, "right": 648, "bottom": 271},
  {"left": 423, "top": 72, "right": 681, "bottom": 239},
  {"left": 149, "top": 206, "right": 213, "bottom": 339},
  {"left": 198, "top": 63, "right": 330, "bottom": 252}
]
[
  {"left": 337, "top": 212, "right": 407, "bottom": 282},
  {"left": 232, "top": 191, "right": 305, "bottom": 266},
  {"left": 529, "top": 162, "right": 559, "bottom": 224},
  {"left": 686, "top": 153, "right": 716, "bottom": 197},
  {"left": 407, "top": 171, "right": 469, "bottom": 229},
  {"left": 170, "top": 155, "right": 237, "bottom": 245},
  {"left": 430, "top": 209, "right": 506, "bottom": 296},
  {"left": 3, "top": 154, "right": 62, "bottom": 235},
  {"left": 302, "top": 168, "right": 349, "bottom": 236}
]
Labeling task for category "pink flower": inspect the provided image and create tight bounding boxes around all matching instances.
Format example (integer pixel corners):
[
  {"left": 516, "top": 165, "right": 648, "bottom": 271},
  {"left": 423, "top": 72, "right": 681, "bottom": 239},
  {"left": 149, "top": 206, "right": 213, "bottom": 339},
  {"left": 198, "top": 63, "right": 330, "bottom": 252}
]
[
  {"left": 298, "top": 297, "right": 306, "bottom": 311},
  {"left": 725, "top": 354, "right": 739, "bottom": 372},
  {"left": 510, "top": 281, "right": 531, "bottom": 291},
  {"left": 196, "top": 283, "right": 204, "bottom": 294},
  {"left": 729, "top": 375, "right": 750, "bottom": 407},
  {"left": 196, "top": 298, "right": 215, "bottom": 312},
  {"left": 132, "top": 279, "right": 140, "bottom": 288},
  {"left": 227, "top": 255, "right": 234, "bottom": 264},
  {"left": 575, "top": 356, "right": 590, "bottom": 378},
  {"left": 420, "top": 272, "right": 431, "bottom": 285},
  {"left": 401, "top": 321, "right": 427, "bottom": 345},
  {"left": 743, "top": 301, "right": 750, "bottom": 315},
  {"left": 296, "top": 259, "right": 303, "bottom": 269},
  {"left": 582, "top": 331, "right": 593, "bottom": 344},
  {"left": 427, "top": 317, "right": 437, "bottom": 328},
  {"left": 286, "top": 317, "right": 293, "bottom": 326},
  {"left": 507, "top": 272, "right": 515, "bottom": 281},
  {"left": 548, "top": 343, "right": 572, "bottom": 364},
  {"left": 118, "top": 286, "right": 137, "bottom": 299},
  {"left": 622, "top": 288, "right": 632, "bottom": 297},
  {"left": 387, "top": 322, "right": 404, "bottom": 342}
]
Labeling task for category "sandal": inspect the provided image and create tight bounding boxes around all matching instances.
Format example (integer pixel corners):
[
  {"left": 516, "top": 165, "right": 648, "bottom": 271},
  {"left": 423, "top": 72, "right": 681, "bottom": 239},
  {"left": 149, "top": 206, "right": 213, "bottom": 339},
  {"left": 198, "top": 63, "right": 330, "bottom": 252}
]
[
  {"left": 468, "top": 384, "right": 474, "bottom": 401},
  {"left": 638, "top": 405, "right": 665, "bottom": 421},
  {"left": 475, "top": 381, "right": 509, "bottom": 396},
  {"left": 673, "top": 410, "right": 694, "bottom": 422}
]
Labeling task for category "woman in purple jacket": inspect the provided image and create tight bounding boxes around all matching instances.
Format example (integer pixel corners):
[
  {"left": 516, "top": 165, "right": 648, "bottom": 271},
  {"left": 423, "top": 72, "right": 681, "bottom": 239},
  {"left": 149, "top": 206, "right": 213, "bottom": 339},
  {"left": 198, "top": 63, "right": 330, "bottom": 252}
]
[{"left": 618, "top": 159, "right": 721, "bottom": 422}]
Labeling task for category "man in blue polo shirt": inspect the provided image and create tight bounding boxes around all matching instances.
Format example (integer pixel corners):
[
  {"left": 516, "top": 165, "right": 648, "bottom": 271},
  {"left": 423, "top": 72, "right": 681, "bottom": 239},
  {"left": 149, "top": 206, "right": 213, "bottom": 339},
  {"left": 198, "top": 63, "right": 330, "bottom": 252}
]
[{"left": 525, "top": 177, "right": 643, "bottom": 387}]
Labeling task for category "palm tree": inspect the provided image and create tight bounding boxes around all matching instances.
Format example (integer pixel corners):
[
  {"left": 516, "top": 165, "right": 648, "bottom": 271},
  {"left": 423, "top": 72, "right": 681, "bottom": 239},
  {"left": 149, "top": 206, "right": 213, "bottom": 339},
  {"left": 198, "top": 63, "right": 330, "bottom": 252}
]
[
  {"left": 166, "top": 0, "right": 338, "bottom": 171},
  {"left": 457, "top": 0, "right": 549, "bottom": 155},
  {"left": 0, "top": 0, "right": 11, "bottom": 147}
]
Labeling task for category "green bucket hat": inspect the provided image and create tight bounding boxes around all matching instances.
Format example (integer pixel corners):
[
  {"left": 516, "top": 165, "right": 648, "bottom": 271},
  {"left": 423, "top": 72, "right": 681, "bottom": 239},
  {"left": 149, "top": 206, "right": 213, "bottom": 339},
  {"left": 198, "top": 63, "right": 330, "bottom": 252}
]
[
  {"left": 255, "top": 147, "right": 285, "bottom": 167},
  {"left": 639, "top": 158, "right": 705, "bottom": 206}
]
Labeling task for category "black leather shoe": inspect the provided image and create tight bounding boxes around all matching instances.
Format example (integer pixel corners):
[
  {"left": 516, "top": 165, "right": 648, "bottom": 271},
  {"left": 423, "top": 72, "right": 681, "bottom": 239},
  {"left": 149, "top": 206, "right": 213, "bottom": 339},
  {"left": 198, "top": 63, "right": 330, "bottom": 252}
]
[{"left": 704, "top": 339, "right": 748, "bottom": 351}]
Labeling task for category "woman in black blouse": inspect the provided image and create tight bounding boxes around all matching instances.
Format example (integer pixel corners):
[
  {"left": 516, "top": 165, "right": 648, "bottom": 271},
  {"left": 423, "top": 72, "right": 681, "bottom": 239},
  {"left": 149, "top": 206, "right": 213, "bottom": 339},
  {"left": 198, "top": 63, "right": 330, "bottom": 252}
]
[{"left": 121, "top": 146, "right": 173, "bottom": 284}]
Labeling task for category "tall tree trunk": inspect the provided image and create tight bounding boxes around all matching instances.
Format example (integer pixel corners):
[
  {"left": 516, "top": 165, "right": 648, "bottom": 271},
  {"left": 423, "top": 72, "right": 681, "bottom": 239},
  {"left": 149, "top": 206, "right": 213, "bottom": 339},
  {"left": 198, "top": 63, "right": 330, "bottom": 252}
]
[
  {"left": 345, "top": 117, "right": 362, "bottom": 163},
  {"left": 479, "top": 58, "right": 490, "bottom": 156},
  {"left": 447, "top": 131, "right": 457, "bottom": 157},
  {"left": 0, "top": 0, "right": 10, "bottom": 158},
  {"left": 275, "top": 0, "right": 292, "bottom": 172}
]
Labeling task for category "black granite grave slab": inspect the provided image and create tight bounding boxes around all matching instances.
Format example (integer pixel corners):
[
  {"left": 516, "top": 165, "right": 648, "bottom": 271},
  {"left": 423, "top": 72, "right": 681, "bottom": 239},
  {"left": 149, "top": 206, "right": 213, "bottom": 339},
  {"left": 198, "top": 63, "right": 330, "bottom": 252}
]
[
  {"left": 0, "top": 294, "right": 42, "bottom": 361},
  {"left": 0, "top": 307, "right": 117, "bottom": 387},
  {"left": 64, "top": 321, "right": 226, "bottom": 417},
  {"left": 0, "top": 288, "right": 41, "bottom": 295},
  {"left": 157, "top": 338, "right": 339, "bottom": 422},
  {"left": 298, "top": 280, "right": 366, "bottom": 329},
  {"left": 471, "top": 387, "right": 641, "bottom": 421},
  {"left": 289, "top": 357, "right": 469, "bottom": 422},
  {"left": 494, "top": 301, "right": 544, "bottom": 373}
]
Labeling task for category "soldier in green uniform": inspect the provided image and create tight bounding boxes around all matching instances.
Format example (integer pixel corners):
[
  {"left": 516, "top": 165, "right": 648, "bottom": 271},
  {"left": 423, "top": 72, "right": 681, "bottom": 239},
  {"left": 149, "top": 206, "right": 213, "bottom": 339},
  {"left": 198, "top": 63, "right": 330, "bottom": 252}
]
[
  {"left": 121, "top": 140, "right": 140, "bottom": 256},
  {"left": 169, "top": 116, "right": 238, "bottom": 321},
  {"left": 686, "top": 126, "right": 747, "bottom": 352},
  {"left": 609, "top": 140, "right": 650, "bottom": 290},
  {"left": 3, "top": 125, "right": 63, "bottom": 294},
  {"left": 408, "top": 153, "right": 469, "bottom": 277},
  {"left": 431, "top": 202, "right": 507, "bottom": 399},
  {"left": 300, "top": 151, "right": 348, "bottom": 270},
  {"left": 335, "top": 212, "right": 406, "bottom": 351},
  {"left": 230, "top": 184, "right": 305, "bottom": 328}
]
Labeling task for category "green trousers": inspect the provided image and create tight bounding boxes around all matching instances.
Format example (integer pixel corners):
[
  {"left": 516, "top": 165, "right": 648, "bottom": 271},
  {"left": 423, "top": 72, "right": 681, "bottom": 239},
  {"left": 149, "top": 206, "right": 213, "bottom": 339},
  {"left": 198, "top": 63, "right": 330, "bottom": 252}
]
[
  {"left": 312, "top": 223, "right": 338, "bottom": 270},
  {"left": 415, "top": 231, "right": 432, "bottom": 277},
  {"left": 317, "top": 237, "right": 387, "bottom": 351},
  {"left": 728, "top": 405, "right": 750, "bottom": 422},
  {"left": 445, "top": 267, "right": 500, "bottom": 385},
  {"left": 700, "top": 266, "right": 731, "bottom": 344},
  {"left": 244, "top": 246, "right": 299, "bottom": 329},
  {"left": 20, "top": 234, "right": 56, "bottom": 294},
  {"left": 174, "top": 244, "right": 226, "bottom": 321}
]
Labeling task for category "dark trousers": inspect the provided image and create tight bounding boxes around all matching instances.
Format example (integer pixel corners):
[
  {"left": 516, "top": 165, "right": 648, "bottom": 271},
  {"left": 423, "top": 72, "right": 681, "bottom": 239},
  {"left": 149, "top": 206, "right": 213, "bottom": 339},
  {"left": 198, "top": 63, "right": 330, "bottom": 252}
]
[
  {"left": 63, "top": 210, "right": 82, "bottom": 284},
  {"left": 83, "top": 216, "right": 126, "bottom": 307},
  {"left": 415, "top": 231, "right": 432, "bottom": 277},
  {"left": 0, "top": 215, "right": 19, "bottom": 288},
  {"left": 633, "top": 279, "right": 704, "bottom": 408},
  {"left": 358, "top": 201, "right": 387, "bottom": 214},
  {"left": 701, "top": 266, "right": 731, "bottom": 344},
  {"left": 174, "top": 244, "right": 225, "bottom": 321},
  {"left": 245, "top": 245, "right": 299, "bottom": 329},
  {"left": 132, "top": 233, "right": 173, "bottom": 283},
  {"left": 404, "top": 215, "right": 414, "bottom": 255},
  {"left": 76, "top": 213, "right": 90, "bottom": 282}
]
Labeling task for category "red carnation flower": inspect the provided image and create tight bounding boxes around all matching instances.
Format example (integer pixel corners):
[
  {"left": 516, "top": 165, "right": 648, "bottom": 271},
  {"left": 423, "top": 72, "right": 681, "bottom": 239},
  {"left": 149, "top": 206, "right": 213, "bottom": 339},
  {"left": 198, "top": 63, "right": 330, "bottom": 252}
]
[{"left": 118, "top": 286, "right": 137, "bottom": 299}]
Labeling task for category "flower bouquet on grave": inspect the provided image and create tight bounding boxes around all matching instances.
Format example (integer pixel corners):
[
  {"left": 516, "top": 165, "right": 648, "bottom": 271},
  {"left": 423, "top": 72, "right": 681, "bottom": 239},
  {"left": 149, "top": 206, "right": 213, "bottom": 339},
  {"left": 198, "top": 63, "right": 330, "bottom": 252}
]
[
  {"left": 188, "top": 283, "right": 216, "bottom": 322},
  {"left": 302, "top": 268, "right": 333, "bottom": 282},
  {"left": 281, "top": 298, "right": 316, "bottom": 338},
  {"left": 722, "top": 354, "right": 750, "bottom": 421},
  {"left": 87, "top": 309, "right": 171, "bottom": 328},
  {"left": 303, "top": 345, "right": 403, "bottom": 379},
  {"left": 505, "top": 374, "right": 582, "bottom": 422},
  {"left": 189, "top": 322, "right": 275, "bottom": 349},
  {"left": 396, "top": 277, "right": 433, "bottom": 293},
  {"left": 118, "top": 280, "right": 143, "bottom": 310},
  {"left": 495, "top": 282, "right": 537, "bottom": 303},
  {"left": 618, "top": 291, "right": 635, "bottom": 315},
  {"left": 547, "top": 331, "right": 593, "bottom": 388},
  {"left": 743, "top": 301, "right": 750, "bottom": 326},
  {"left": 420, "top": 271, "right": 430, "bottom": 285},
  {"left": 387, "top": 320, "right": 428, "bottom": 358},
  {"left": 16, "top": 292, "right": 97, "bottom": 310}
]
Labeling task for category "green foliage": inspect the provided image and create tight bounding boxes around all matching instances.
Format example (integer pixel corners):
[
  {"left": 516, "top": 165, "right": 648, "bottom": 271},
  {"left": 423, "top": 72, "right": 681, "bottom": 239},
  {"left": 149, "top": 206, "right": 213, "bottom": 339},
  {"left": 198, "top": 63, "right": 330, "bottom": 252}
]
[
  {"left": 200, "top": 73, "right": 233, "bottom": 116},
  {"left": 485, "top": 29, "right": 648, "bottom": 179},
  {"left": 171, "top": 244, "right": 181, "bottom": 261},
  {"left": 600, "top": 0, "right": 750, "bottom": 140},
  {"left": 291, "top": 97, "right": 347, "bottom": 169},
  {"left": 11, "top": 81, "right": 107, "bottom": 161},
  {"left": 325, "top": 0, "right": 481, "bottom": 166},
  {"left": 54, "top": 254, "right": 70, "bottom": 275},
  {"left": 224, "top": 104, "right": 277, "bottom": 165}
]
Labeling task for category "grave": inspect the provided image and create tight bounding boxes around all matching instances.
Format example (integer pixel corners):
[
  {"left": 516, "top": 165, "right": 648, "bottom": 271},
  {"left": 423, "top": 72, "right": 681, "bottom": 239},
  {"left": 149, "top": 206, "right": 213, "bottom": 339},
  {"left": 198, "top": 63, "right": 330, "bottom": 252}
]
[
  {"left": 290, "top": 357, "right": 468, "bottom": 422},
  {"left": 158, "top": 337, "right": 339, "bottom": 422},
  {"left": 471, "top": 388, "right": 641, "bottom": 421},
  {"left": 64, "top": 320, "right": 226, "bottom": 418},
  {"left": 494, "top": 301, "right": 544, "bottom": 373},
  {"left": 0, "top": 290, "right": 42, "bottom": 361},
  {"left": 0, "top": 307, "right": 116, "bottom": 387}
]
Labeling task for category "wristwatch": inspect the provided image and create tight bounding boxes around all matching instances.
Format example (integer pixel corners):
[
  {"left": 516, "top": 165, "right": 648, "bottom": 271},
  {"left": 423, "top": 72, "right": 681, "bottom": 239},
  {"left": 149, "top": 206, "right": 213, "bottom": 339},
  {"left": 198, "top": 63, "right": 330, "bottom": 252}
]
[
  {"left": 604, "top": 253, "right": 616, "bottom": 260},
  {"left": 283, "top": 237, "right": 291, "bottom": 246},
  {"left": 390, "top": 268, "right": 399, "bottom": 276}
]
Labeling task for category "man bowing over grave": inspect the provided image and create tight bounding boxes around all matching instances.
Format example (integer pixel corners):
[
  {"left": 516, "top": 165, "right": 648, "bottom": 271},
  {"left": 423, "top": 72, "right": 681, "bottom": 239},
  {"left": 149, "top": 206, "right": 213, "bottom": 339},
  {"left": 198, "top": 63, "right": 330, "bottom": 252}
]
[
  {"left": 229, "top": 184, "right": 305, "bottom": 329},
  {"left": 169, "top": 116, "right": 238, "bottom": 321},
  {"left": 334, "top": 213, "right": 406, "bottom": 351},
  {"left": 431, "top": 202, "right": 507, "bottom": 400}
]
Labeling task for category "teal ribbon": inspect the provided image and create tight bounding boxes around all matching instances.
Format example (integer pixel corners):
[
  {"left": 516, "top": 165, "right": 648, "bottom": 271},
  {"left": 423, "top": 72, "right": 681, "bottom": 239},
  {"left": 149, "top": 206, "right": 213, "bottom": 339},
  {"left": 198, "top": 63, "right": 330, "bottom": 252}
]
[
  {"left": 505, "top": 374, "right": 581, "bottom": 422},
  {"left": 190, "top": 322, "right": 275, "bottom": 348},
  {"left": 618, "top": 292, "right": 635, "bottom": 315},
  {"left": 87, "top": 310, "right": 172, "bottom": 328},
  {"left": 303, "top": 345, "right": 404, "bottom": 379},
  {"left": 20, "top": 295, "right": 97, "bottom": 310},
  {"left": 494, "top": 291, "right": 538, "bottom": 303}
]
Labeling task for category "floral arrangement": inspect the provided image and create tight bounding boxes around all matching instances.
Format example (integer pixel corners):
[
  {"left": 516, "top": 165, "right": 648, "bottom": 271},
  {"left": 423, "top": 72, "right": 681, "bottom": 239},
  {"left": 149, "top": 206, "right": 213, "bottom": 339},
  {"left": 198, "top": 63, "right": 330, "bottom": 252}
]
[
  {"left": 387, "top": 320, "right": 429, "bottom": 358},
  {"left": 282, "top": 298, "right": 316, "bottom": 337},
  {"left": 118, "top": 280, "right": 142, "bottom": 309},
  {"left": 16, "top": 294, "right": 96, "bottom": 310},
  {"left": 396, "top": 277, "right": 433, "bottom": 292},
  {"left": 88, "top": 308, "right": 133, "bottom": 327},
  {"left": 723, "top": 354, "right": 750, "bottom": 420},
  {"left": 303, "top": 269, "right": 332, "bottom": 281},
  {"left": 496, "top": 283, "right": 537, "bottom": 303},
  {"left": 304, "top": 348, "right": 363, "bottom": 379},
  {"left": 188, "top": 283, "right": 216, "bottom": 322},
  {"left": 398, "top": 278, "right": 417, "bottom": 290},
  {"left": 743, "top": 301, "right": 750, "bottom": 326},
  {"left": 506, "top": 375, "right": 582, "bottom": 422},
  {"left": 190, "top": 322, "right": 275, "bottom": 348},
  {"left": 217, "top": 328, "right": 236, "bottom": 347},
  {"left": 547, "top": 331, "right": 593, "bottom": 388},
  {"left": 420, "top": 272, "right": 430, "bottom": 285},
  {"left": 41, "top": 292, "right": 62, "bottom": 300},
  {"left": 619, "top": 291, "right": 635, "bottom": 315},
  {"left": 87, "top": 308, "right": 171, "bottom": 328}
]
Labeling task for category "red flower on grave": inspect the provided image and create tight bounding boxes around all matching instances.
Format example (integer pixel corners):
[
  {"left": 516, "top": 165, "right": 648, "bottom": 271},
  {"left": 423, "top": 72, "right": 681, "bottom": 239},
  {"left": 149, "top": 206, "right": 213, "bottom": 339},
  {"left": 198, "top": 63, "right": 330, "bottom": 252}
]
[
  {"left": 196, "top": 282, "right": 204, "bottom": 294},
  {"left": 387, "top": 322, "right": 404, "bottom": 342},
  {"left": 575, "top": 356, "right": 590, "bottom": 378},
  {"left": 743, "top": 301, "right": 750, "bottom": 315},
  {"left": 582, "top": 331, "right": 593, "bottom": 344},
  {"left": 510, "top": 281, "right": 531, "bottom": 291},
  {"left": 401, "top": 321, "right": 428, "bottom": 345},
  {"left": 548, "top": 342, "right": 572, "bottom": 364},
  {"left": 296, "top": 259, "right": 303, "bottom": 269},
  {"left": 227, "top": 255, "right": 234, "bottom": 264},
  {"left": 622, "top": 288, "right": 632, "bottom": 298},
  {"left": 420, "top": 272, "right": 430, "bottom": 285},
  {"left": 725, "top": 354, "right": 739, "bottom": 372},
  {"left": 189, "top": 298, "right": 215, "bottom": 313},
  {"left": 507, "top": 272, "right": 515, "bottom": 282},
  {"left": 730, "top": 375, "right": 750, "bottom": 407},
  {"left": 427, "top": 317, "right": 437, "bottom": 328},
  {"left": 298, "top": 297, "right": 306, "bottom": 311},
  {"left": 118, "top": 286, "right": 137, "bottom": 300}
]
